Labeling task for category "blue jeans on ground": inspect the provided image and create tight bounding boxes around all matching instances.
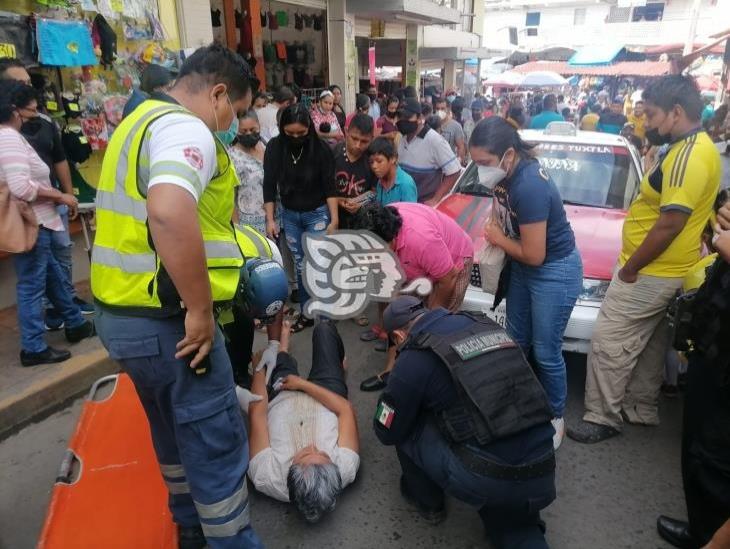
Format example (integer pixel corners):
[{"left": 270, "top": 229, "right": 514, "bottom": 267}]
[
  {"left": 506, "top": 248, "right": 583, "bottom": 418},
  {"left": 13, "top": 228, "right": 85, "bottom": 353},
  {"left": 281, "top": 204, "right": 330, "bottom": 315},
  {"left": 95, "top": 308, "right": 263, "bottom": 549},
  {"left": 398, "top": 421, "right": 555, "bottom": 549}
]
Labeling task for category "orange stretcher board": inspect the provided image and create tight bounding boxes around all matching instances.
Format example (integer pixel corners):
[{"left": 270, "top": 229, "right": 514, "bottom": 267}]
[{"left": 38, "top": 374, "right": 178, "bottom": 549}]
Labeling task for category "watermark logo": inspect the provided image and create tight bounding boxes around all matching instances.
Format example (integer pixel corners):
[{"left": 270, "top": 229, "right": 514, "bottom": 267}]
[{"left": 302, "top": 231, "right": 432, "bottom": 319}]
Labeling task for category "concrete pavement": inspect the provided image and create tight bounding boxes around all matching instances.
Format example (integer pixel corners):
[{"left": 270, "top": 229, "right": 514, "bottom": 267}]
[
  {"left": 0, "top": 314, "right": 683, "bottom": 549},
  {"left": 0, "top": 283, "right": 117, "bottom": 440}
]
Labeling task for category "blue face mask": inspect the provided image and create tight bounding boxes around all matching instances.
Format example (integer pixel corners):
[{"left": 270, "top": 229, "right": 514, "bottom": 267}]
[{"left": 214, "top": 95, "right": 238, "bottom": 146}]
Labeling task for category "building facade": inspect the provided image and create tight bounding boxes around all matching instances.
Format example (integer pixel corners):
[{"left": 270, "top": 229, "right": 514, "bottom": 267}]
[{"left": 482, "top": 0, "right": 729, "bottom": 50}]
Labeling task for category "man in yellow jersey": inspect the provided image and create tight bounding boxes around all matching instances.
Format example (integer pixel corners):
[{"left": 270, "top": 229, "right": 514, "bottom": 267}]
[
  {"left": 569, "top": 75, "right": 721, "bottom": 444},
  {"left": 626, "top": 99, "right": 647, "bottom": 141},
  {"left": 91, "top": 45, "right": 263, "bottom": 548}
]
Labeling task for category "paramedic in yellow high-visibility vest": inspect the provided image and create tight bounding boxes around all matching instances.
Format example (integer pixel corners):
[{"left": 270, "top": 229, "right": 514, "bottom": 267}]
[{"left": 90, "top": 45, "right": 263, "bottom": 549}]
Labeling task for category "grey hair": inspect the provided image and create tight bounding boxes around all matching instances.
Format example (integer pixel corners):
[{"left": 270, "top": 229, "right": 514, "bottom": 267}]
[
  {"left": 287, "top": 462, "right": 343, "bottom": 523},
  {"left": 240, "top": 108, "right": 259, "bottom": 124}
]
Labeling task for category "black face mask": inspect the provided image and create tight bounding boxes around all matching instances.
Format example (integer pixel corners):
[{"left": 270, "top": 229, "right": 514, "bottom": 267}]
[
  {"left": 237, "top": 132, "right": 260, "bottom": 148},
  {"left": 386, "top": 111, "right": 397, "bottom": 119},
  {"left": 367, "top": 94, "right": 377, "bottom": 102},
  {"left": 286, "top": 134, "right": 308, "bottom": 148},
  {"left": 397, "top": 120, "right": 418, "bottom": 136},
  {"left": 645, "top": 128, "right": 671, "bottom": 146},
  {"left": 21, "top": 117, "right": 43, "bottom": 135}
]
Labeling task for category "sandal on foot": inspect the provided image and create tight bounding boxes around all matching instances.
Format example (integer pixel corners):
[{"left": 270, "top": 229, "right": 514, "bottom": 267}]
[
  {"left": 354, "top": 315, "right": 370, "bottom": 327},
  {"left": 291, "top": 315, "right": 314, "bottom": 333}
]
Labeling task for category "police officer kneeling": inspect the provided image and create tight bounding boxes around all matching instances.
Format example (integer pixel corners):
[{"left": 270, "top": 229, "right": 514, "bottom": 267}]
[{"left": 374, "top": 296, "right": 557, "bottom": 548}]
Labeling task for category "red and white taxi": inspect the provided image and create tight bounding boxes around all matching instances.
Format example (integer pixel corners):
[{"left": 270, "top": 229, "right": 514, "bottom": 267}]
[{"left": 436, "top": 123, "right": 643, "bottom": 354}]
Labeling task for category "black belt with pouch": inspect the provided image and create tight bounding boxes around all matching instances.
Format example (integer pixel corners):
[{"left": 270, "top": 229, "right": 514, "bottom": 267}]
[{"left": 452, "top": 444, "right": 555, "bottom": 481}]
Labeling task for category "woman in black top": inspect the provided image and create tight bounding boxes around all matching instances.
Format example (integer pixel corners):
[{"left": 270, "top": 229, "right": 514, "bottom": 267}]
[{"left": 264, "top": 104, "right": 338, "bottom": 331}]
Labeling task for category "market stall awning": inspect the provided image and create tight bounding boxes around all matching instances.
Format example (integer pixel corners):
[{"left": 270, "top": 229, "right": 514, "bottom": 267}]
[
  {"left": 645, "top": 42, "right": 726, "bottom": 56},
  {"left": 568, "top": 45, "right": 624, "bottom": 66},
  {"left": 513, "top": 60, "right": 674, "bottom": 77}
]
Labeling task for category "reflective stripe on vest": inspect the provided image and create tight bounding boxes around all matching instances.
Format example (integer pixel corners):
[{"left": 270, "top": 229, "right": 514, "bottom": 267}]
[
  {"left": 92, "top": 245, "right": 156, "bottom": 273},
  {"left": 236, "top": 225, "right": 272, "bottom": 259},
  {"left": 91, "top": 100, "right": 243, "bottom": 309}
]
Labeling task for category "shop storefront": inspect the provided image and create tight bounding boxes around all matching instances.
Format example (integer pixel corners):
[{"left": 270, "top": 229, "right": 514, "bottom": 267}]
[
  {"left": 0, "top": 0, "right": 181, "bottom": 306},
  {"left": 206, "top": 0, "right": 328, "bottom": 104}
]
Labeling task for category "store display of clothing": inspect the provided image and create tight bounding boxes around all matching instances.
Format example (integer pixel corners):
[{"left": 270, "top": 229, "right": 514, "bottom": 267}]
[
  {"left": 210, "top": 9, "right": 221, "bottom": 27},
  {"left": 275, "top": 41, "right": 287, "bottom": 61},
  {"left": 313, "top": 14, "right": 323, "bottom": 31},
  {"left": 268, "top": 10, "right": 278, "bottom": 30},
  {"left": 294, "top": 12, "right": 303, "bottom": 30},
  {"left": 261, "top": 11, "right": 267, "bottom": 27},
  {"left": 276, "top": 10, "right": 288, "bottom": 27}
]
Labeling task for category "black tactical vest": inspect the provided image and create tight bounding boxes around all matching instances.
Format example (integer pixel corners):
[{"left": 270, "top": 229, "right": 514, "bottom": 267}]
[{"left": 403, "top": 311, "right": 553, "bottom": 446}]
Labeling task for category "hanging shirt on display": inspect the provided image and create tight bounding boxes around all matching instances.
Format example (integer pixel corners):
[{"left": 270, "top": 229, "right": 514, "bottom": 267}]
[
  {"left": 37, "top": 19, "right": 97, "bottom": 67},
  {"left": 210, "top": 9, "right": 221, "bottom": 27},
  {"left": 276, "top": 11, "right": 288, "bottom": 27},
  {"left": 268, "top": 11, "right": 278, "bottom": 30}
]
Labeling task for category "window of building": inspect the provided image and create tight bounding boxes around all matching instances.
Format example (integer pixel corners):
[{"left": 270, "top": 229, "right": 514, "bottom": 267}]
[
  {"left": 509, "top": 26, "right": 518, "bottom": 44},
  {"left": 527, "top": 27, "right": 538, "bottom": 36},
  {"left": 632, "top": 2, "right": 665, "bottom": 21},
  {"left": 525, "top": 12, "right": 541, "bottom": 26},
  {"left": 607, "top": 6, "right": 631, "bottom": 23},
  {"left": 574, "top": 8, "right": 586, "bottom": 25}
]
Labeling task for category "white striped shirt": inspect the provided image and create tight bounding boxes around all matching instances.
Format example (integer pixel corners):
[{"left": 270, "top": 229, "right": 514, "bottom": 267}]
[{"left": 0, "top": 127, "right": 62, "bottom": 231}]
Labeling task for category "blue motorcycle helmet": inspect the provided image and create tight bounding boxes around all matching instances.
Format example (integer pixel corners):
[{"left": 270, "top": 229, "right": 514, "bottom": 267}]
[{"left": 238, "top": 258, "right": 289, "bottom": 323}]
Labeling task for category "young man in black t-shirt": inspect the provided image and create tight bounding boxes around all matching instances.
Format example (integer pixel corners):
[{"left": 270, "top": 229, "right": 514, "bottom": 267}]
[{"left": 334, "top": 114, "right": 377, "bottom": 229}]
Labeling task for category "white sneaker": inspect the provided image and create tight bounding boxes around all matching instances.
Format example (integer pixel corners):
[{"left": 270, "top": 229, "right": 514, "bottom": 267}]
[{"left": 551, "top": 417, "right": 565, "bottom": 450}]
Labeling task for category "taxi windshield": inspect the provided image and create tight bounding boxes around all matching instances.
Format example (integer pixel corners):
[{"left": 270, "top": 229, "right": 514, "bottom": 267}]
[{"left": 454, "top": 141, "right": 640, "bottom": 209}]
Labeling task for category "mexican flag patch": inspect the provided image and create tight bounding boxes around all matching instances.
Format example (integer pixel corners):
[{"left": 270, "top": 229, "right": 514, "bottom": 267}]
[{"left": 376, "top": 400, "right": 395, "bottom": 428}]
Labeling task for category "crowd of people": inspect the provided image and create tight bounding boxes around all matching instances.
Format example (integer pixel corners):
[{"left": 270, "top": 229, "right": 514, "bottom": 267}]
[{"left": 2, "top": 43, "right": 730, "bottom": 549}]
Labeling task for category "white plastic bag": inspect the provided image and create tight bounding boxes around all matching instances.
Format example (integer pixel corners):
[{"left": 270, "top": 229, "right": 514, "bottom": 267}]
[{"left": 478, "top": 197, "right": 506, "bottom": 294}]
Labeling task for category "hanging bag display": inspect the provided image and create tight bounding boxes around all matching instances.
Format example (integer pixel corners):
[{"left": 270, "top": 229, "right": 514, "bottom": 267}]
[
  {"left": 0, "top": 182, "right": 38, "bottom": 253},
  {"left": 478, "top": 196, "right": 507, "bottom": 294},
  {"left": 0, "top": 11, "right": 35, "bottom": 65}
]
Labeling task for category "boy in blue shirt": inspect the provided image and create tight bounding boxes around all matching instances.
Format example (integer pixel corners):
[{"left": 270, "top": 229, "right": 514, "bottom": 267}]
[{"left": 368, "top": 137, "right": 418, "bottom": 205}]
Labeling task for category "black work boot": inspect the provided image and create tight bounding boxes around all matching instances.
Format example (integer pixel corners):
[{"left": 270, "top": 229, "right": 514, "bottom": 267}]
[
  {"left": 65, "top": 320, "right": 95, "bottom": 343},
  {"left": 20, "top": 346, "right": 71, "bottom": 367},
  {"left": 399, "top": 476, "right": 446, "bottom": 525},
  {"left": 178, "top": 525, "right": 207, "bottom": 549}
]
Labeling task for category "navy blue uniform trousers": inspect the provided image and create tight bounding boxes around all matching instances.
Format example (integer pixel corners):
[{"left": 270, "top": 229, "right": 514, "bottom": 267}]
[
  {"left": 96, "top": 308, "right": 263, "bottom": 548},
  {"left": 398, "top": 421, "right": 555, "bottom": 549}
]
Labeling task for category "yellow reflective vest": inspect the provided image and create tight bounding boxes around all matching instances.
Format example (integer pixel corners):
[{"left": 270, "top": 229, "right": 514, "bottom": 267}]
[{"left": 91, "top": 100, "right": 244, "bottom": 312}]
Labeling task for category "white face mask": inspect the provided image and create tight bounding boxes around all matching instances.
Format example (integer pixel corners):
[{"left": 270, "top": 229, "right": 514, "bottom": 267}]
[
  {"left": 436, "top": 109, "right": 447, "bottom": 120},
  {"left": 477, "top": 165, "right": 507, "bottom": 190}
]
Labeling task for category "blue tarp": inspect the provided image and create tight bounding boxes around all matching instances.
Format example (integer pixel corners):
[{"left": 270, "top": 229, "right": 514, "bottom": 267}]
[{"left": 568, "top": 45, "right": 624, "bottom": 66}]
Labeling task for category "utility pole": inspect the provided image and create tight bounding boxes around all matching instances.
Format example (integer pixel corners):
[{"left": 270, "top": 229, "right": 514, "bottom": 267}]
[{"left": 683, "top": 0, "right": 703, "bottom": 56}]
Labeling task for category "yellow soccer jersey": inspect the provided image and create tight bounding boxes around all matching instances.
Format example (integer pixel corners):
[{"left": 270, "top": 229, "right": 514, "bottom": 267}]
[{"left": 620, "top": 130, "right": 720, "bottom": 277}]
